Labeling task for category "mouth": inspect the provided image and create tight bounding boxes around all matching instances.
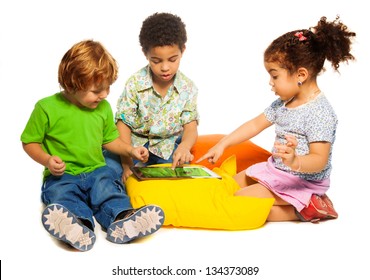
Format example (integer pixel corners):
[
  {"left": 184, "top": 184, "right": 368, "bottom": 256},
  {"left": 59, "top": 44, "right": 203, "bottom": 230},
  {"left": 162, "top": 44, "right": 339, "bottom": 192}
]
[
  {"left": 161, "top": 73, "right": 172, "bottom": 80},
  {"left": 91, "top": 100, "right": 101, "bottom": 107}
]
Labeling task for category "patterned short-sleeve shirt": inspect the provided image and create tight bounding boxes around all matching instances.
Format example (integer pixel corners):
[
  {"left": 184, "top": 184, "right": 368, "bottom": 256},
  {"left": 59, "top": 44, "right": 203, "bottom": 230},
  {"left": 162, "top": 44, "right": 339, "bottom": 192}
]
[
  {"left": 115, "top": 66, "right": 199, "bottom": 160},
  {"left": 264, "top": 93, "right": 338, "bottom": 181}
]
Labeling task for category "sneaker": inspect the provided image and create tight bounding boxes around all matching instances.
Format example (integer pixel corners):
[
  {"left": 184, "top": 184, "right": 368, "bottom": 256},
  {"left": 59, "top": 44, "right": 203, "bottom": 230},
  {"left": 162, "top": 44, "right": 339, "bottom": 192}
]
[
  {"left": 42, "top": 204, "right": 96, "bottom": 251},
  {"left": 107, "top": 205, "right": 164, "bottom": 244},
  {"left": 296, "top": 194, "right": 338, "bottom": 223}
]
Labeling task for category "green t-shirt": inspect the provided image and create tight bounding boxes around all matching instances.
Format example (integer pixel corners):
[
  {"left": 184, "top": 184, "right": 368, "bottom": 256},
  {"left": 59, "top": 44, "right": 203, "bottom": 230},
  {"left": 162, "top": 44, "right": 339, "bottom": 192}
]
[{"left": 21, "top": 93, "right": 119, "bottom": 178}]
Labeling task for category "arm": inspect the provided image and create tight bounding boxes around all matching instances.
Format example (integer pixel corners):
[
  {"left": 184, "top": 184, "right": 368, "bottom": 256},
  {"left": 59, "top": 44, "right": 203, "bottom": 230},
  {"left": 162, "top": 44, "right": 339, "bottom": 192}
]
[
  {"left": 171, "top": 120, "right": 198, "bottom": 169},
  {"left": 114, "top": 78, "right": 142, "bottom": 181},
  {"left": 117, "top": 120, "right": 135, "bottom": 182},
  {"left": 22, "top": 142, "right": 66, "bottom": 176},
  {"left": 103, "top": 138, "right": 149, "bottom": 163},
  {"left": 274, "top": 135, "right": 331, "bottom": 173},
  {"left": 196, "top": 113, "right": 272, "bottom": 164}
]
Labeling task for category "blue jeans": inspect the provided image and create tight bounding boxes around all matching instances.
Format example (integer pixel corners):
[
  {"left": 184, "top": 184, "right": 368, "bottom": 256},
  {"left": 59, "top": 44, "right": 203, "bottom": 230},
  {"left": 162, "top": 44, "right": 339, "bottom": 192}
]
[
  {"left": 103, "top": 137, "right": 181, "bottom": 178},
  {"left": 41, "top": 166, "right": 132, "bottom": 230}
]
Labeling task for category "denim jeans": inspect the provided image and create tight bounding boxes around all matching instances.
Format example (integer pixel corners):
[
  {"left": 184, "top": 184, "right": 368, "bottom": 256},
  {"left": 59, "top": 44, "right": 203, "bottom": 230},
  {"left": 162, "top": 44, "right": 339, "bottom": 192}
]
[
  {"left": 103, "top": 137, "right": 181, "bottom": 178},
  {"left": 41, "top": 165, "right": 132, "bottom": 230}
]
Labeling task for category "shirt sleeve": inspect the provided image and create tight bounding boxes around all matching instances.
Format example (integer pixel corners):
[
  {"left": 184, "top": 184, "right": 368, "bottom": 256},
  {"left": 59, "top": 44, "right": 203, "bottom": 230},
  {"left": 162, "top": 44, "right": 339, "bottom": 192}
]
[
  {"left": 115, "top": 78, "right": 143, "bottom": 129},
  {"left": 101, "top": 101, "right": 119, "bottom": 144},
  {"left": 264, "top": 98, "right": 283, "bottom": 124},
  {"left": 20, "top": 102, "right": 48, "bottom": 144},
  {"left": 180, "top": 84, "right": 199, "bottom": 125},
  {"left": 305, "top": 104, "right": 337, "bottom": 144}
]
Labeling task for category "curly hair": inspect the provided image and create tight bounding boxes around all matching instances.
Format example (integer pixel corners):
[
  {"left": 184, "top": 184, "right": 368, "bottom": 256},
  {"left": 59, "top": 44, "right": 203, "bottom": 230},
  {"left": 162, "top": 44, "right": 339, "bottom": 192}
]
[
  {"left": 58, "top": 40, "right": 118, "bottom": 93},
  {"left": 264, "top": 16, "right": 356, "bottom": 76},
  {"left": 139, "top": 12, "right": 187, "bottom": 54}
]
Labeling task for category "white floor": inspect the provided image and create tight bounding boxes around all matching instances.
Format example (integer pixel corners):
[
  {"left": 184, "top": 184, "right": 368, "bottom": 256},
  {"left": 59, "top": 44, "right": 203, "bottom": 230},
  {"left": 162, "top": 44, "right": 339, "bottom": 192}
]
[
  {"left": 1, "top": 172, "right": 368, "bottom": 280},
  {"left": 1, "top": 1, "right": 369, "bottom": 279}
]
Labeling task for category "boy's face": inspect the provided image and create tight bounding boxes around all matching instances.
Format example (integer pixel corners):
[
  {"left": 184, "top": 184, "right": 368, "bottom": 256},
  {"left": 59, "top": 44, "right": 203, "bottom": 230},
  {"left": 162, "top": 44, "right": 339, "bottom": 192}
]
[
  {"left": 146, "top": 45, "right": 184, "bottom": 86},
  {"left": 66, "top": 84, "right": 110, "bottom": 109}
]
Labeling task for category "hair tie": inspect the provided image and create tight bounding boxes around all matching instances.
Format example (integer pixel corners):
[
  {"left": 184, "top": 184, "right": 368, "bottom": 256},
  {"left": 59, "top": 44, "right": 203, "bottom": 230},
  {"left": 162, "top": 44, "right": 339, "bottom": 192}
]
[{"left": 294, "top": 31, "right": 307, "bottom": 41}]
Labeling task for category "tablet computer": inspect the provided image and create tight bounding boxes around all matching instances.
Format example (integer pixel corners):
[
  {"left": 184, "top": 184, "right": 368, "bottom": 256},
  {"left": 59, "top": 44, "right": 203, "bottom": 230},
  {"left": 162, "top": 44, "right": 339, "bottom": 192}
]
[{"left": 131, "top": 165, "right": 221, "bottom": 180}]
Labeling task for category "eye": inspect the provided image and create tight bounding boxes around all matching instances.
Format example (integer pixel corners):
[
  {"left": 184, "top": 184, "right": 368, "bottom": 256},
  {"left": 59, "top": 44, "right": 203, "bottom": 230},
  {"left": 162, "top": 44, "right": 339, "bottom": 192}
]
[
  {"left": 93, "top": 86, "right": 110, "bottom": 95},
  {"left": 150, "top": 59, "right": 161, "bottom": 64}
]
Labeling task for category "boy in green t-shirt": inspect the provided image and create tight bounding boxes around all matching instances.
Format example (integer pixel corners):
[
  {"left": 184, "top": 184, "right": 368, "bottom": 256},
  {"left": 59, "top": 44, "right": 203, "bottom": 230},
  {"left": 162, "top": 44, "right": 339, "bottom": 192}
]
[{"left": 21, "top": 40, "right": 164, "bottom": 251}]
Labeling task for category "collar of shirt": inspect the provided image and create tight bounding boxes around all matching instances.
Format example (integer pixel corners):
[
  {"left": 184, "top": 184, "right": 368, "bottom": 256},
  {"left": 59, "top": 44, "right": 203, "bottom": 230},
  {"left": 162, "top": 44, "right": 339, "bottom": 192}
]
[{"left": 135, "top": 65, "right": 187, "bottom": 95}]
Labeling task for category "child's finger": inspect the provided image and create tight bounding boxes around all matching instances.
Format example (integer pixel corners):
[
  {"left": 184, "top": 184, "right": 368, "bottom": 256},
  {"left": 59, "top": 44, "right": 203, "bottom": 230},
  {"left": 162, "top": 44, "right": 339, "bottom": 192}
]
[{"left": 195, "top": 154, "right": 208, "bottom": 163}]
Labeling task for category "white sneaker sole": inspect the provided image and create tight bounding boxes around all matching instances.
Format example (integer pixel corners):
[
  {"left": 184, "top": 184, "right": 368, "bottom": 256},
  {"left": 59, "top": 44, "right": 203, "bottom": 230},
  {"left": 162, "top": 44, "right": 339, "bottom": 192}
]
[
  {"left": 42, "top": 204, "right": 95, "bottom": 251},
  {"left": 107, "top": 205, "right": 164, "bottom": 244}
]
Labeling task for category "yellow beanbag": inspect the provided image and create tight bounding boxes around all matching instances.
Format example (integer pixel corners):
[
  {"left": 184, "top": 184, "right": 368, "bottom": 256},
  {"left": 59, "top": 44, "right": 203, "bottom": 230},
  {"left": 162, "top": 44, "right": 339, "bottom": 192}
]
[{"left": 126, "top": 156, "right": 274, "bottom": 230}]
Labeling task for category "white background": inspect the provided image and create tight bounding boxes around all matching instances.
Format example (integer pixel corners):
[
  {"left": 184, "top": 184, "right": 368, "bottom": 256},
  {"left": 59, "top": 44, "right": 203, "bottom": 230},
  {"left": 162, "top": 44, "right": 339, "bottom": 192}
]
[{"left": 1, "top": 0, "right": 369, "bottom": 279}]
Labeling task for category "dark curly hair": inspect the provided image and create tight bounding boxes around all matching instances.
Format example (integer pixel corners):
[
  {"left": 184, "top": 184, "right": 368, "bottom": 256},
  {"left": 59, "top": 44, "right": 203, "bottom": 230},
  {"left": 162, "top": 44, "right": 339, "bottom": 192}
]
[
  {"left": 264, "top": 16, "right": 356, "bottom": 76},
  {"left": 139, "top": 12, "right": 187, "bottom": 54}
]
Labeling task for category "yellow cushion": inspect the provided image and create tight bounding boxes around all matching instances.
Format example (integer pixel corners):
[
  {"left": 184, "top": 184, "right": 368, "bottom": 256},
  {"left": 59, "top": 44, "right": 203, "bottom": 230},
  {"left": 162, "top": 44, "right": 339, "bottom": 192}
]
[{"left": 126, "top": 156, "right": 274, "bottom": 230}]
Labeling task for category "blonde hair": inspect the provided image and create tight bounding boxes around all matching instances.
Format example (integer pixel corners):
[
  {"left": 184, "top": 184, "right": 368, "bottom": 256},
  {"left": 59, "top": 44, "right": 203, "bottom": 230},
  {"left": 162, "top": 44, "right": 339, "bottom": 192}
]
[{"left": 58, "top": 40, "right": 118, "bottom": 93}]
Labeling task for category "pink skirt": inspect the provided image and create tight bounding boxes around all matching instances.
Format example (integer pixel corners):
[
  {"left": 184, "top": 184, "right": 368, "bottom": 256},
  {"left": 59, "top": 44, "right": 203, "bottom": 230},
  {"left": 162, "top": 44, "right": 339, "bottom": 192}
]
[{"left": 246, "top": 157, "right": 330, "bottom": 211}]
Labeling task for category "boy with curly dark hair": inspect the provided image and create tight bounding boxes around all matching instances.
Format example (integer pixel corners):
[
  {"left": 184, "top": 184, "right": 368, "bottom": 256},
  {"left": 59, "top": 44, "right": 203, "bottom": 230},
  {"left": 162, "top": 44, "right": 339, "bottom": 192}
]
[{"left": 105, "top": 12, "right": 199, "bottom": 182}]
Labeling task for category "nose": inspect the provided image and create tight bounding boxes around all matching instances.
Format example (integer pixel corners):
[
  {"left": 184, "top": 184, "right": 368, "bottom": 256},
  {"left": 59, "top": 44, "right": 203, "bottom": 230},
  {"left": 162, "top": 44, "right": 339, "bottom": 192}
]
[{"left": 160, "top": 62, "right": 169, "bottom": 72}]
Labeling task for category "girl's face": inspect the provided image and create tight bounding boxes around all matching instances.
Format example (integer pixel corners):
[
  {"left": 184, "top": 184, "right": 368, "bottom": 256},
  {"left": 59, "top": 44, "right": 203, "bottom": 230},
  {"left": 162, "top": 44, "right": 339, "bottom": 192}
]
[
  {"left": 264, "top": 61, "right": 298, "bottom": 101},
  {"left": 146, "top": 45, "right": 183, "bottom": 86},
  {"left": 65, "top": 84, "right": 110, "bottom": 109}
]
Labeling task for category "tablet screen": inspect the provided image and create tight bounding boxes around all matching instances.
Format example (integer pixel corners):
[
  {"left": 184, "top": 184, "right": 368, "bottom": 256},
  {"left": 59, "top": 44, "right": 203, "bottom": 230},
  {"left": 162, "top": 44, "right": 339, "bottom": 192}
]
[{"left": 131, "top": 166, "right": 221, "bottom": 180}]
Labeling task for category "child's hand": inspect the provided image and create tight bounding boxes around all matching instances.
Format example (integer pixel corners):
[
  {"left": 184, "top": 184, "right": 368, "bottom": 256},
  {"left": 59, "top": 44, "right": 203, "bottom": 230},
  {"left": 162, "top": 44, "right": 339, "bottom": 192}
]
[
  {"left": 195, "top": 145, "right": 225, "bottom": 165},
  {"left": 273, "top": 135, "right": 300, "bottom": 170},
  {"left": 130, "top": 146, "right": 149, "bottom": 163},
  {"left": 284, "top": 135, "right": 298, "bottom": 149},
  {"left": 47, "top": 155, "right": 66, "bottom": 176},
  {"left": 122, "top": 163, "right": 133, "bottom": 183},
  {"left": 171, "top": 146, "right": 194, "bottom": 169}
]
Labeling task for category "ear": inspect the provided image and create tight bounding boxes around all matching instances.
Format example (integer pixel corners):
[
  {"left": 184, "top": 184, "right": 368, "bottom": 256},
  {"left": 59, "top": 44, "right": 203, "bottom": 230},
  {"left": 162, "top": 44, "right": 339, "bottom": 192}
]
[
  {"left": 181, "top": 44, "right": 186, "bottom": 54},
  {"left": 297, "top": 67, "right": 309, "bottom": 83}
]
